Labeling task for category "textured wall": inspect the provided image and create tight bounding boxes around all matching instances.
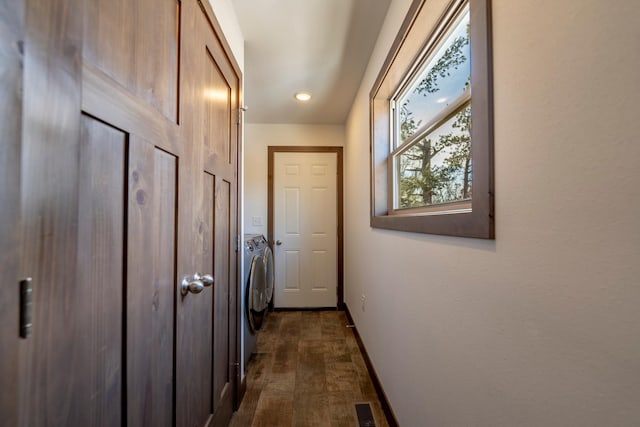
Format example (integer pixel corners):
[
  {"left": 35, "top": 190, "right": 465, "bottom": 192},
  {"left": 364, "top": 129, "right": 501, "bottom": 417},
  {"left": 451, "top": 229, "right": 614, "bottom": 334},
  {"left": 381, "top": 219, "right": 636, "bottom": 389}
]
[
  {"left": 344, "top": 0, "right": 640, "bottom": 425},
  {"left": 243, "top": 124, "right": 345, "bottom": 235}
]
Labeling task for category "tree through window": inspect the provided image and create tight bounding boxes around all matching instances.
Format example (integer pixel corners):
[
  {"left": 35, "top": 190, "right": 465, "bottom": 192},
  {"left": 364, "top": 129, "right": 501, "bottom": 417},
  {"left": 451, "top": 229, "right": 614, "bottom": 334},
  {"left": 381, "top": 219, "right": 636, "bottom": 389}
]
[{"left": 393, "top": 4, "right": 471, "bottom": 209}]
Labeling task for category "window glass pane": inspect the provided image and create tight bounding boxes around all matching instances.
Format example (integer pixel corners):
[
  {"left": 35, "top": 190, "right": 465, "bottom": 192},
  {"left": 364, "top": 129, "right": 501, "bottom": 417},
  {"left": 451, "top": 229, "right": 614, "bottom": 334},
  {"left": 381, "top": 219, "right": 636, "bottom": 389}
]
[
  {"left": 396, "top": 105, "right": 471, "bottom": 209},
  {"left": 397, "top": 6, "right": 470, "bottom": 146}
]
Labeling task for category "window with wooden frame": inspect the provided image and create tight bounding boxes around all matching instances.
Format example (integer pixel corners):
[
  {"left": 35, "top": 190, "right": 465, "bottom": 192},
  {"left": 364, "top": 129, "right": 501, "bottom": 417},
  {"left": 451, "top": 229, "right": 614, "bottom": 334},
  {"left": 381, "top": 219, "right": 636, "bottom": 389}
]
[{"left": 370, "top": 0, "right": 494, "bottom": 238}]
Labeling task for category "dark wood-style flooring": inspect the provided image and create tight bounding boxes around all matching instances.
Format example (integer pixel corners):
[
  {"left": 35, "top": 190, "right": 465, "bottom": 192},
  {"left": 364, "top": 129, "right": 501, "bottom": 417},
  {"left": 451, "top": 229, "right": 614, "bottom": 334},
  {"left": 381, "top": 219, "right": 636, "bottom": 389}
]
[{"left": 229, "top": 311, "right": 389, "bottom": 427}]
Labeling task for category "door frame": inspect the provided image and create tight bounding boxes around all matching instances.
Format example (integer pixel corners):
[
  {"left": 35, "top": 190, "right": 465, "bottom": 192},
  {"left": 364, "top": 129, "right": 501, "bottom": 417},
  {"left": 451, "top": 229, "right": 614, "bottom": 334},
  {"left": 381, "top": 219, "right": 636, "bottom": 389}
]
[{"left": 267, "top": 146, "right": 344, "bottom": 308}]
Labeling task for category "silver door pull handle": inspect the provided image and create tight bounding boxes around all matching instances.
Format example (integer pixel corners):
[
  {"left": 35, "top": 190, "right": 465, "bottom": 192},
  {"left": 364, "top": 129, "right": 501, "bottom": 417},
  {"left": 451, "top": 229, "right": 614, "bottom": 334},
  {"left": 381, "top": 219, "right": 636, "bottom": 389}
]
[
  {"left": 275, "top": 240, "right": 282, "bottom": 245},
  {"left": 181, "top": 273, "right": 214, "bottom": 296}
]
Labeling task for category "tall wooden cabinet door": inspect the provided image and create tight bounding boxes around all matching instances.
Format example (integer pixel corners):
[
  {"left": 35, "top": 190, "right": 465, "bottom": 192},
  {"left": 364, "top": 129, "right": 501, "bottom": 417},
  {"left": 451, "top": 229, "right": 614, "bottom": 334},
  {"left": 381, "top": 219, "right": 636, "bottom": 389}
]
[
  {"left": 200, "top": 15, "right": 240, "bottom": 427},
  {"left": 0, "top": 1, "right": 25, "bottom": 425},
  {"left": 82, "top": 1, "right": 184, "bottom": 426},
  {"left": 175, "top": 1, "right": 240, "bottom": 426},
  {"left": 15, "top": 0, "right": 184, "bottom": 425}
]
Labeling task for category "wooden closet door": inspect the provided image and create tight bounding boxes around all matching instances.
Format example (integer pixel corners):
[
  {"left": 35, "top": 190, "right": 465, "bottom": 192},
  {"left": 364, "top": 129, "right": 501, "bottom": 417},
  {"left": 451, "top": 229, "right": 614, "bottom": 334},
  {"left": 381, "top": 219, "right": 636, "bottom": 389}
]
[
  {"left": 199, "top": 17, "right": 240, "bottom": 427},
  {"left": 6, "top": 0, "right": 240, "bottom": 425},
  {"left": 16, "top": 0, "right": 186, "bottom": 425},
  {"left": 82, "top": 0, "right": 185, "bottom": 426},
  {"left": 175, "top": 1, "right": 240, "bottom": 426}
]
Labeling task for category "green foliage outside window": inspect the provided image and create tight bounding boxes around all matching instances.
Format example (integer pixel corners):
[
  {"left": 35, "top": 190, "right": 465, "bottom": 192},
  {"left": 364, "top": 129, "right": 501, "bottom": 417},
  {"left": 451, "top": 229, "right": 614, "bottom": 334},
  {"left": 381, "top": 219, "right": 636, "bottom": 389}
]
[{"left": 397, "top": 20, "right": 472, "bottom": 209}]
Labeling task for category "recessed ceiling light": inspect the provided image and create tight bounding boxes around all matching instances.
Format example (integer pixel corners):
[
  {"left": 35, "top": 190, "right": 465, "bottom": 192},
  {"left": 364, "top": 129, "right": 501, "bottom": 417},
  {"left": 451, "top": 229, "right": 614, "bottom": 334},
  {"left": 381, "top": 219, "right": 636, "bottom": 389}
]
[
  {"left": 436, "top": 97, "right": 448, "bottom": 103},
  {"left": 295, "top": 93, "right": 311, "bottom": 102}
]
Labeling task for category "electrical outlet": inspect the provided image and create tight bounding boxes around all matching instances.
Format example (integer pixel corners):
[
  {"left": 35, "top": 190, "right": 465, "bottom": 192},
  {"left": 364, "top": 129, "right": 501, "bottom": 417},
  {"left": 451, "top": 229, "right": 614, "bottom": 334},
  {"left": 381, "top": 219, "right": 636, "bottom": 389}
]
[{"left": 361, "top": 294, "right": 366, "bottom": 312}]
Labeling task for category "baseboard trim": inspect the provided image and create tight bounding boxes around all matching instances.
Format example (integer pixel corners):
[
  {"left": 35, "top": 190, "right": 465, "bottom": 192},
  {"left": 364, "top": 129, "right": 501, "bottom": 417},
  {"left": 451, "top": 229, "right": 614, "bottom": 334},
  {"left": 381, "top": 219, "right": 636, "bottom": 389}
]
[
  {"left": 272, "top": 306, "right": 338, "bottom": 312},
  {"left": 343, "top": 304, "right": 399, "bottom": 427}
]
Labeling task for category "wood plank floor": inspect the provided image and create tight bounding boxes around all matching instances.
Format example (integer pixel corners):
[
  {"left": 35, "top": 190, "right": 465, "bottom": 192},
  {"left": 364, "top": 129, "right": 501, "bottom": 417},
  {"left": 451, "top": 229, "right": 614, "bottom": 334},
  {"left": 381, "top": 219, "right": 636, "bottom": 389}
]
[{"left": 230, "top": 311, "right": 389, "bottom": 427}]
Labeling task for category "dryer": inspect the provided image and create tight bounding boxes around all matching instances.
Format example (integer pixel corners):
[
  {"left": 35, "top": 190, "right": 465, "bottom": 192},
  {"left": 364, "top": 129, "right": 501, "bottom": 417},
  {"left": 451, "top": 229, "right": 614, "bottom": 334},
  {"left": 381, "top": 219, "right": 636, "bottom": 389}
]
[{"left": 243, "top": 234, "right": 273, "bottom": 368}]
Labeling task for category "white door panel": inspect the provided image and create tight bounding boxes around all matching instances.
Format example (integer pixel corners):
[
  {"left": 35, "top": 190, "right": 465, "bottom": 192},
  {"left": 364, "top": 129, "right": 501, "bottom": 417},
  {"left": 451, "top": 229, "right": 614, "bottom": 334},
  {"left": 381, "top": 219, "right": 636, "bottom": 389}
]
[{"left": 274, "top": 152, "right": 337, "bottom": 307}]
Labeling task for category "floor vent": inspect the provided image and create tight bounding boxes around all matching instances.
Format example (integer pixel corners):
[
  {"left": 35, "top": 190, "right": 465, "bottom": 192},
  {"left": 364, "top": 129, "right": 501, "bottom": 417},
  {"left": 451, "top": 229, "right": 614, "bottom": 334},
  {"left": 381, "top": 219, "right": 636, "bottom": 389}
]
[{"left": 355, "top": 403, "right": 376, "bottom": 427}]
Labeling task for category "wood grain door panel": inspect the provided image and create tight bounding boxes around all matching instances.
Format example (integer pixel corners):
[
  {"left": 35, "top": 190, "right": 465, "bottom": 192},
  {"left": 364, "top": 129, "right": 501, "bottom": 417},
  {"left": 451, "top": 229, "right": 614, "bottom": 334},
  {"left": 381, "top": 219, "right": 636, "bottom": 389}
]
[
  {"left": 19, "top": 113, "right": 127, "bottom": 425},
  {"left": 77, "top": 115, "right": 127, "bottom": 426},
  {"left": 83, "top": 0, "right": 181, "bottom": 123},
  {"left": 205, "top": 48, "right": 232, "bottom": 164},
  {"left": 213, "top": 177, "right": 233, "bottom": 421},
  {"left": 0, "top": 0, "right": 25, "bottom": 424},
  {"left": 127, "top": 138, "right": 178, "bottom": 427}
]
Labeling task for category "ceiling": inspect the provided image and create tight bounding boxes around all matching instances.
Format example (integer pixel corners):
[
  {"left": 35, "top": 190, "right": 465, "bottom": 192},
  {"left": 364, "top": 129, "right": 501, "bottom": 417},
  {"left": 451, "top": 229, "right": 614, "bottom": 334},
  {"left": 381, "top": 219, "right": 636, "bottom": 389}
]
[{"left": 231, "top": 0, "right": 391, "bottom": 124}]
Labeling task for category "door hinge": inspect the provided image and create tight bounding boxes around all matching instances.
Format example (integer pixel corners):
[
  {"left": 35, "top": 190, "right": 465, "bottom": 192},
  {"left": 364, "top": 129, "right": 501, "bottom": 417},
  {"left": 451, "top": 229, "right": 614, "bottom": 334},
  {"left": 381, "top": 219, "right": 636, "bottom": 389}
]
[
  {"left": 19, "top": 278, "right": 32, "bottom": 338},
  {"left": 238, "top": 106, "right": 248, "bottom": 125}
]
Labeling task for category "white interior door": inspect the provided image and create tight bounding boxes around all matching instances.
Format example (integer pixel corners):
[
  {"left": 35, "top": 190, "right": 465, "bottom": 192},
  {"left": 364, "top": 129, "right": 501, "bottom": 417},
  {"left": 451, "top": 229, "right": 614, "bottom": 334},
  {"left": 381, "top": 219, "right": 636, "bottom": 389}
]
[{"left": 274, "top": 152, "right": 338, "bottom": 307}]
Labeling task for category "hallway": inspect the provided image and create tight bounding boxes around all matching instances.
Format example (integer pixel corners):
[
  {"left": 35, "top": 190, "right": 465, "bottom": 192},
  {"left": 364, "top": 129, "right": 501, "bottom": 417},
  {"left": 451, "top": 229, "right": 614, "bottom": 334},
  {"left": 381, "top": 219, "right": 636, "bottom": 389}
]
[{"left": 230, "top": 311, "right": 389, "bottom": 426}]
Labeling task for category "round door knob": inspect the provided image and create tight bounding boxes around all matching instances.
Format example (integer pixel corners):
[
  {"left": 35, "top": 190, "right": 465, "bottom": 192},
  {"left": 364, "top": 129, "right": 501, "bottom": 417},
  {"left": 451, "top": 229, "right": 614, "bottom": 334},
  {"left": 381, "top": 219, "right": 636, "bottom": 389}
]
[
  {"left": 181, "top": 273, "right": 214, "bottom": 296},
  {"left": 275, "top": 240, "right": 282, "bottom": 246},
  {"left": 194, "top": 272, "right": 214, "bottom": 287},
  {"left": 181, "top": 278, "right": 204, "bottom": 295}
]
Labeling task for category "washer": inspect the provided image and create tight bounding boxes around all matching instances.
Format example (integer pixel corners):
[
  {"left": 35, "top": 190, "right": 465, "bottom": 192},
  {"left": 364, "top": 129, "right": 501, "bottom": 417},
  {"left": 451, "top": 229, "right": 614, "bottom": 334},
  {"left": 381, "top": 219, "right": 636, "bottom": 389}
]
[
  {"left": 263, "top": 244, "right": 274, "bottom": 306},
  {"left": 243, "top": 234, "right": 269, "bottom": 368}
]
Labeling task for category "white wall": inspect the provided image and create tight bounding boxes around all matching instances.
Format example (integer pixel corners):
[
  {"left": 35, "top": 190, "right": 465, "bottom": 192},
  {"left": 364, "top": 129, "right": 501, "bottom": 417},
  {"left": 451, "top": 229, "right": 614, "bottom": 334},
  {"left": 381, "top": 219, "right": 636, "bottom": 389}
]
[
  {"left": 207, "top": 0, "right": 244, "bottom": 71},
  {"left": 344, "top": 0, "right": 640, "bottom": 426},
  {"left": 244, "top": 124, "right": 345, "bottom": 235}
]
